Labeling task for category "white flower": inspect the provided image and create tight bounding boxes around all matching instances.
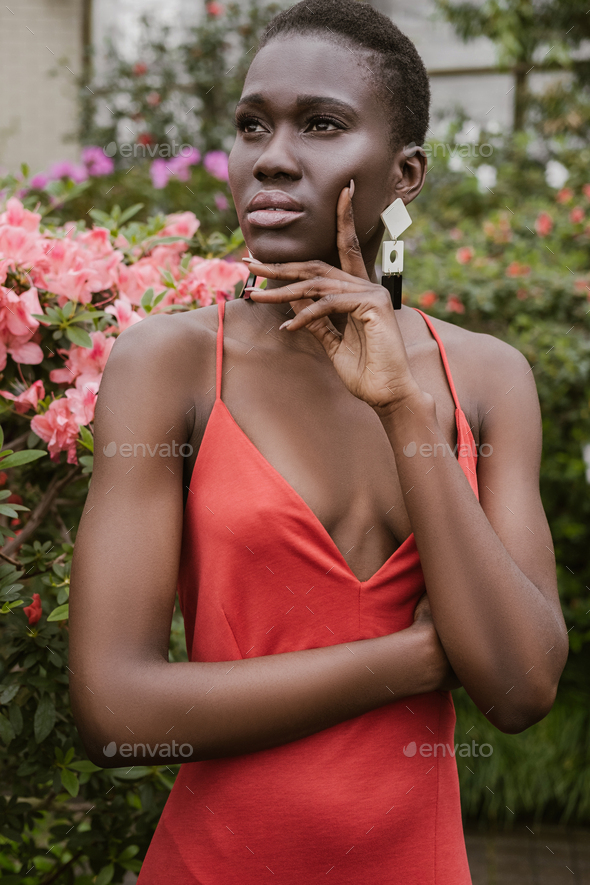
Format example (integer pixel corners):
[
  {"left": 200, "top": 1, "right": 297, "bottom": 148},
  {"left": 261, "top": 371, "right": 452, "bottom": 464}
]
[
  {"left": 476, "top": 164, "right": 497, "bottom": 192},
  {"left": 486, "top": 121, "right": 501, "bottom": 135},
  {"left": 448, "top": 155, "right": 464, "bottom": 172},
  {"left": 545, "top": 160, "right": 569, "bottom": 189}
]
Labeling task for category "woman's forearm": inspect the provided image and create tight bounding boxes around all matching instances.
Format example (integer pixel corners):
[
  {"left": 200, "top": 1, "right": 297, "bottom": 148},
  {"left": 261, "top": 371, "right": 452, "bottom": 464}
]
[
  {"left": 377, "top": 390, "right": 567, "bottom": 733},
  {"left": 71, "top": 622, "right": 443, "bottom": 767}
]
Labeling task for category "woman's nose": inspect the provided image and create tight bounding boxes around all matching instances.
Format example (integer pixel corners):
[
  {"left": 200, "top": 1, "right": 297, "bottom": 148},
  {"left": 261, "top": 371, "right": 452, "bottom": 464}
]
[{"left": 252, "top": 128, "right": 302, "bottom": 181}]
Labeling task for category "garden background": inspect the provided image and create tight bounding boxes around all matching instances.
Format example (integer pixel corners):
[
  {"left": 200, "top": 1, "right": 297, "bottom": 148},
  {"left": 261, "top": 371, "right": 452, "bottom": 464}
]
[{"left": 1, "top": 1, "right": 590, "bottom": 882}]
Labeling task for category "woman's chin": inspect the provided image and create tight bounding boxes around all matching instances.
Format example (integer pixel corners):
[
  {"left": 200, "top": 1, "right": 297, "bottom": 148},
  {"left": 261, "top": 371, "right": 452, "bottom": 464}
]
[{"left": 244, "top": 234, "right": 333, "bottom": 266}]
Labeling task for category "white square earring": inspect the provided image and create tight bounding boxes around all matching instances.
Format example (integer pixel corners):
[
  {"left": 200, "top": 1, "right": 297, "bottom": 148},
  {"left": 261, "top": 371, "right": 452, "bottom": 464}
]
[{"left": 380, "top": 198, "right": 412, "bottom": 309}]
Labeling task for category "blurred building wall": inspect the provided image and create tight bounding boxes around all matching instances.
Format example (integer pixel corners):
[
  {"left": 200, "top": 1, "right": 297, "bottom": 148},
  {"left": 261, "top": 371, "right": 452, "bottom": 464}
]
[
  {"left": 0, "top": 0, "right": 83, "bottom": 175},
  {"left": 0, "top": 0, "right": 572, "bottom": 175}
]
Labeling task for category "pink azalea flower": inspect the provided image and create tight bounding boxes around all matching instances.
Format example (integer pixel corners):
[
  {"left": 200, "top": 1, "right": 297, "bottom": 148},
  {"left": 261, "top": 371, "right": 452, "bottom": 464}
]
[
  {"left": 160, "top": 211, "right": 200, "bottom": 242},
  {"left": 31, "top": 397, "right": 81, "bottom": 464},
  {"left": 0, "top": 225, "right": 43, "bottom": 270},
  {"left": 570, "top": 207, "right": 585, "bottom": 224},
  {"left": 49, "top": 330, "right": 115, "bottom": 390},
  {"left": 105, "top": 296, "right": 144, "bottom": 332},
  {"left": 203, "top": 150, "right": 229, "bottom": 182},
  {"left": 188, "top": 256, "right": 248, "bottom": 292},
  {"left": 206, "top": 2, "right": 224, "bottom": 14},
  {"left": 0, "top": 286, "right": 44, "bottom": 371},
  {"left": 0, "top": 197, "right": 41, "bottom": 232},
  {"left": 0, "top": 379, "right": 45, "bottom": 414},
  {"left": 117, "top": 257, "right": 167, "bottom": 306},
  {"left": 65, "top": 381, "right": 99, "bottom": 426},
  {"left": 34, "top": 230, "right": 122, "bottom": 306}
]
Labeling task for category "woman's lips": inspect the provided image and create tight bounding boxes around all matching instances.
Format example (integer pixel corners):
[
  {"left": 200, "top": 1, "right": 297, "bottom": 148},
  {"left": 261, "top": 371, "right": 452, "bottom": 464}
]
[{"left": 246, "top": 208, "right": 304, "bottom": 228}]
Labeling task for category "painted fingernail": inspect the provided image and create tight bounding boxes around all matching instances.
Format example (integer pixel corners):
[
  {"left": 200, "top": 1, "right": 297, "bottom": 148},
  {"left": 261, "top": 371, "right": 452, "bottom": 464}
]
[
  {"left": 349, "top": 178, "right": 355, "bottom": 199},
  {"left": 279, "top": 320, "right": 293, "bottom": 330}
]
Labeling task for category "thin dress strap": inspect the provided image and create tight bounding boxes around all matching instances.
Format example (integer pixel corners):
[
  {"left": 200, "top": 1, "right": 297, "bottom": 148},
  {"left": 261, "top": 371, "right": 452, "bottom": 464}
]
[
  {"left": 215, "top": 299, "right": 226, "bottom": 401},
  {"left": 412, "top": 308, "right": 461, "bottom": 411}
]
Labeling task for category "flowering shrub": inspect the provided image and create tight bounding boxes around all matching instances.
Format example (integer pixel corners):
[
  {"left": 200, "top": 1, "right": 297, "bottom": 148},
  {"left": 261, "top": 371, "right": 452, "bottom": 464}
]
[{"left": 0, "top": 195, "right": 247, "bottom": 883}]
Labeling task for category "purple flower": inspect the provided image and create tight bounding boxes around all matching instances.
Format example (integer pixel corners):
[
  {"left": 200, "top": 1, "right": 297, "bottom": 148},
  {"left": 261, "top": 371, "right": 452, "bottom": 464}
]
[
  {"left": 203, "top": 150, "right": 229, "bottom": 182},
  {"left": 150, "top": 158, "right": 170, "bottom": 189},
  {"left": 150, "top": 148, "right": 201, "bottom": 189},
  {"left": 47, "top": 161, "right": 89, "bottom": 184},
  {"left": 30, "top": 173, "right": 49, "bottom": 189},
  {"left": 82, "top": 145, "right": 115, "bottom": 177},
  {"left": 214, "top": 192, "right": 229, "bottom": 211}
]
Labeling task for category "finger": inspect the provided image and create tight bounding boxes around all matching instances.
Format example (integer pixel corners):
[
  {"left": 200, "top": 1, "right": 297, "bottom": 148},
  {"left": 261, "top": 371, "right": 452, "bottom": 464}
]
[
  {"left": 246, "top": 277, "right": 361, "bottom": 303},
  {"left": 336, "top": 182, "right": 370, "bottom": 281},
  {"left": 279, "top": 291, "right": 382, "bottom": 332},
  {"left": 243, "top": 257, "right": 347, "bottom": 283}
]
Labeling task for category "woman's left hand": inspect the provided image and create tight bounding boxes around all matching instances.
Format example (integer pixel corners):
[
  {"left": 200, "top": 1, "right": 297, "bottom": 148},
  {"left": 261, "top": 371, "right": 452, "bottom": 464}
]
[{"left": 244, "top": 184, "right": 423, "bottom": 415}]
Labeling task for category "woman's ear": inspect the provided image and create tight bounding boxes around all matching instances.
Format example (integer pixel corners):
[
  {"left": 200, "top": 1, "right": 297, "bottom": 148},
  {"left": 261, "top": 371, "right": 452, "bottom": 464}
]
[{"left": 386, "top": 145, "right": 427, "bottom": 208}]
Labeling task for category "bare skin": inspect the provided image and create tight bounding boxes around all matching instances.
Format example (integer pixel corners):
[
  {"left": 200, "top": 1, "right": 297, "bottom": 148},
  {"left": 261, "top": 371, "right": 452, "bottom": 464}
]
[{"left": 69, "top": 35, "right": 568, "bottom": 767}]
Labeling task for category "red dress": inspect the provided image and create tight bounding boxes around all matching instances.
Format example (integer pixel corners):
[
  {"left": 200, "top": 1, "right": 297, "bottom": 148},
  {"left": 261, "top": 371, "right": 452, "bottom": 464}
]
[{"left": 137, "top": 301, "right": 476, "bottom": 884}]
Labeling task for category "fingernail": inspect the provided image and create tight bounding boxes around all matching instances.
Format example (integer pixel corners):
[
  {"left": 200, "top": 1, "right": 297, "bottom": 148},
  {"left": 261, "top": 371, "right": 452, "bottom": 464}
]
[
  {"left": 279, "top": 320, "right": 292, "bottom": 330},
  {"left": 244, "top": 286, "right": 263, "bottom": 292},
  {"left": 241, "top": 256, "right": 253, "bottom": 262},
  {"left": 349, "top": 178, "right": 355, "bottom": 199}
]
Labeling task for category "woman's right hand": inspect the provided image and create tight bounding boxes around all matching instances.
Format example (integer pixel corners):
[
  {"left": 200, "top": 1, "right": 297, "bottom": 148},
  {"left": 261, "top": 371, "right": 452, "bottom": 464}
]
[{"left": 412, "top": 593, "right": 462, "bottom": 692}]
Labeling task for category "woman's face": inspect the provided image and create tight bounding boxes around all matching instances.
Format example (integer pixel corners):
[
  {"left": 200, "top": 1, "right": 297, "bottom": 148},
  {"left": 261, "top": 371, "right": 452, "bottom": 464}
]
[{"left": 228, "top": 35, "right": 425, "bottom": 269}]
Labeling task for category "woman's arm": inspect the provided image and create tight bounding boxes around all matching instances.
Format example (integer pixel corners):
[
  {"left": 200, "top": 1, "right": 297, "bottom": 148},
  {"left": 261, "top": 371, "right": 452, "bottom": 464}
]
[
  {"left": 377, "top": 338, "right": 568, "bottom": 734},
  {"left": 69, "top": 313, "right": 454, "bottom": 767},
  {"left": 244, "top": 184, "right": 568, "bottom": 735}
]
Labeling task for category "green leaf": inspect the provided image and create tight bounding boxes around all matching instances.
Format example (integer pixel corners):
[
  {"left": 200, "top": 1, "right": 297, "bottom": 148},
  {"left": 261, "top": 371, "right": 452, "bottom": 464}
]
[
  {"left": 0, "top": 425, "right": 4, "bottom": 450},
  {"left": 79, "top": 426, "right": 94, "bottom": 453},
  {"left": 62, "top": 301, "right": 76, "bottom": 319},
  {"left": 66, "top": 326, "right": 93, "bottom": 348},
  {"left": 0, "top": 449, "right": 46, "bottom": 469},
  {"left": 119, "top": 203, "right": 144, "bottom": 225},
  {"left": 69, "top": 759, "right": 101, "bottom": 773},
  {"left": 95, "top": 863, "right": 114, "bottom": 885},
  {"left": 9, "top": 702, "right": 23, "bottom": 735},
  {"left": 117, "top": 844, "right": 139, "bottom": 862},
  {"left": 0, "top": 712, "right": 16, "bottom": 745},
  {"left": 60, "top": 768, "right": 79, "bottom": 797},
  {"left": 0, "top": 505, "right": 21, "bottom": 518},
  {"left": 0, "top": 683, "right": 19, "bottom": 705},
  {"left": 73, "top": 309, "right": 106, "bottom": 323},
  {"left": 47, "top": 603, "right": 69, "bottom": 622},
  {"left": 140, "top": 287, "right": 155, "bottom": 309},
  {"left": 34, "top": 694, "right": 56, "bottom": 743}
]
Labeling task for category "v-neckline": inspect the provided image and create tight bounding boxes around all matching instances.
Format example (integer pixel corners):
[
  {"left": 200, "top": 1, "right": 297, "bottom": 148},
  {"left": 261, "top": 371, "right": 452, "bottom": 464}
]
[{"left": 213, "top": 398, "right": 416, "bottom": 586}]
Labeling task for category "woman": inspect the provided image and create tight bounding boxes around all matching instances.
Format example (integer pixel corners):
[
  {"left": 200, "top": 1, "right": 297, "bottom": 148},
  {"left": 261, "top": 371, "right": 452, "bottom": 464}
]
[{"left": 69, "top": 2, "right": 568, "bottom": 882}]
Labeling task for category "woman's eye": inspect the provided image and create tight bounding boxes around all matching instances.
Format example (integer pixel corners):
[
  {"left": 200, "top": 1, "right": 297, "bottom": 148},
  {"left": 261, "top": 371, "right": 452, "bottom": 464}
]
[
  {"left": 235, "top": 116, "right": 266, "bottom": 133},
  {"left": 306, "top": 117, "right": 342, "bottom": 132}
]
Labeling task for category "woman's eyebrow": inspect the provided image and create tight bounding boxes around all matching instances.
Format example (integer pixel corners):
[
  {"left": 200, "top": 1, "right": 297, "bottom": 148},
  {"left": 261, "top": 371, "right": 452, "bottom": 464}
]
[{"left": 235, "top": 93, "right": 359, "bottom": 118}]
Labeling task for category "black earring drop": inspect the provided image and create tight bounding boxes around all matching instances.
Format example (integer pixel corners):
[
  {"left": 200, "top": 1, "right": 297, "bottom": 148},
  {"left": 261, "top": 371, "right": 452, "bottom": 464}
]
[{"left": 240, "top": 271, "right": 257, "bottom": 299}]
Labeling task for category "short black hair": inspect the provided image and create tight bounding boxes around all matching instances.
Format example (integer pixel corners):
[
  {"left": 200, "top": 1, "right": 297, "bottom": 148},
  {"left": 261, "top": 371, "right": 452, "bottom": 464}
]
[{"left": 257, "top": 0, "right": 430, "bottom": 152}]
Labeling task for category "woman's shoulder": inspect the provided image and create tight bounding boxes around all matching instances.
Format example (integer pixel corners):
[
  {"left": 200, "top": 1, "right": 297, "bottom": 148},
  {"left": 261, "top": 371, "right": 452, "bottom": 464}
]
[{"left": 416, "top": 311, "right": 534, "bottom": 427}]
